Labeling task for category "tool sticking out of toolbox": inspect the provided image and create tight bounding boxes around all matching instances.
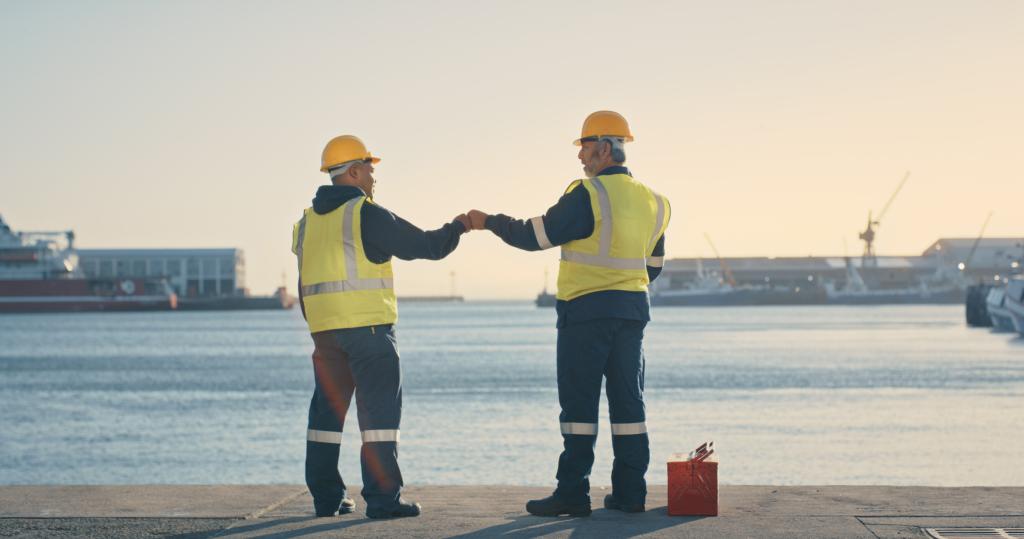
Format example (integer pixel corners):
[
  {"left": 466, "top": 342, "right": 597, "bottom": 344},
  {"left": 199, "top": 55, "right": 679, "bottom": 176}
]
[{"left": 667, "top": 441, "right": 718, "bottom": 516}]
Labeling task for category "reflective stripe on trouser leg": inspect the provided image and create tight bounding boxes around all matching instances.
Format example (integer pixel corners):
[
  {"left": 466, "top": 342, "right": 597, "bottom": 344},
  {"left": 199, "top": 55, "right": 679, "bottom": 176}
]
[
  {"left": 361, "top": 429, "right": 400, "bottom": 443},
  {"left": 337, "top": 324, "right": 405, "bottom": 512},
  {"left": 605, "top": 319, "right": 650, "bottom": 506},
  {"left": 554, "top": 319, "right": 615, "bottom": 504},
  {"left": 561, "top": 422, "right": 598, "bottom": 435},
  {"left": 610, "top": 422, "right": 647, "bottom": 435},
  {"left": 308, "top": 429, "right": 343, "bottom": 444},
  {"left": 306, "top": 333, "right": 356, "bottom": 513}
]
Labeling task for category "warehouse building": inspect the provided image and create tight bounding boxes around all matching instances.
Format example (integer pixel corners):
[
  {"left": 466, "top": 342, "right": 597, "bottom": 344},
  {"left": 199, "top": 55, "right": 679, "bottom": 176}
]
[{"left": 78, "top": 248, "right": 245, "bottom": 298}]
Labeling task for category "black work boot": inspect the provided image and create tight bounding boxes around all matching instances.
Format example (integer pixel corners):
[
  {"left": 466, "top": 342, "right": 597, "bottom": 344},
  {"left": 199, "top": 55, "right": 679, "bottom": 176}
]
[
  {"left": 604, "top": 493, "right": 645, "bottom": 513},
  {"left": 365, "top": 499, "right": 421, "bottom": 519},
  {"left": 526, "top": 494, "right": 592, "bottom": 517},
  {"left": 315, "top": 496, "right": 355, "bottom": 517}
]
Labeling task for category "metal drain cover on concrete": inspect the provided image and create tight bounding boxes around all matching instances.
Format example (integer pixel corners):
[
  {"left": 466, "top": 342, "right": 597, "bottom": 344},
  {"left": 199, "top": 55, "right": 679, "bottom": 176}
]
[{"left": 926, "top": 529, "right": 1024, "bottom": 539}]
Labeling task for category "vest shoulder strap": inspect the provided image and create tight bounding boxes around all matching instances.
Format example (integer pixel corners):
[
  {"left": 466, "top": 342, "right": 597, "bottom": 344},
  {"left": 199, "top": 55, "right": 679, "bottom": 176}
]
[{"left": 564, "top": 179, "right": 584, "bottom": 195}]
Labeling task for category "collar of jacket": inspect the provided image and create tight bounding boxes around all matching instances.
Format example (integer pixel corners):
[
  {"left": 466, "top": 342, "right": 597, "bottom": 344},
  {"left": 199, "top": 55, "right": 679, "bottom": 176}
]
[
  {"left": 596, "top": 165, "right": 631, "bottom": 177},
  {"left": 312, "top": 185, "right": 367, "bottom": 215}
]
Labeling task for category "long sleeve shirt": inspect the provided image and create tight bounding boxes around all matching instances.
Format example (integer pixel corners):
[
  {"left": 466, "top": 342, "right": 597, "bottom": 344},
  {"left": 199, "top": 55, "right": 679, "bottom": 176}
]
[
  {"left": 298, "top": 184, "right": 466, "bottom": 315},
  {"left": 483, "top": 165, "right": 666, "bottom": 327}
]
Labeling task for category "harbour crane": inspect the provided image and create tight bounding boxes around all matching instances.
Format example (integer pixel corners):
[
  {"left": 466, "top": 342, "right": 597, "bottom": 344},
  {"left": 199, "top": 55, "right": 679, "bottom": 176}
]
[
  {"left": 859, "top": 171, "right": 910, "bottom": 267},
  {"left": 704, "top": 233, "right": 737, "bottom": 287}
]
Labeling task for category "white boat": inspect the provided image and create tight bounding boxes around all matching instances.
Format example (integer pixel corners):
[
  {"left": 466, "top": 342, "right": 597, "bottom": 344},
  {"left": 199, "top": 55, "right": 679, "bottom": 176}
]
[
  {"left": 822, "top": 256, "right": 966, "bottom": 305},
  {"left": 1003, "top": 276, "right": 1024, "bottom": 336},
  {"left": 0, "top": 215, "right": 177, "bottom": 312}
]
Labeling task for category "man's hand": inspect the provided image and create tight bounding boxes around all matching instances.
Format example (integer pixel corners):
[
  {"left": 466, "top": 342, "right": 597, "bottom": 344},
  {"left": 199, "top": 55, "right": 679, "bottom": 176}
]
[
  {"left": 455, "top": 213, "right": 472, "bottom": 231},
  {"left": 468, "top": 209, "right": 489, "bottom": 230}
]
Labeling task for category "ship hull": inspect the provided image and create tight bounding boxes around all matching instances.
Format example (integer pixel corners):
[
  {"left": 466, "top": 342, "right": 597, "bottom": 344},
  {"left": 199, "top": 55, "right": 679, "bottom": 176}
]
[
  {"left": 0, "top": 296, "right": 176, "bottom": 313},
  {"left": 1003, "top": 278, "right": 1024, "bottom": 335},
  {"left": 177, "top": 295, "right": 294, "bottom": 311},
  {"left": 0, "top": 279, "right": 176, "bottom": 313},
  {"left": 651, "top": 288, "right": 826, "bottom": 306},
  {"left": 824, "top": 289, "right": 966, "bottom": 305}
]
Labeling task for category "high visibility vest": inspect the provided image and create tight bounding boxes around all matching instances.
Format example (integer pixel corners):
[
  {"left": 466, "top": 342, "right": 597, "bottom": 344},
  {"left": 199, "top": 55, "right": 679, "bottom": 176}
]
[
  {"left": 557, "top": 173, "right": 670, "bottom": 302},
  {"left": 292, "top": 196, "right": 397, "bottom": 332}
]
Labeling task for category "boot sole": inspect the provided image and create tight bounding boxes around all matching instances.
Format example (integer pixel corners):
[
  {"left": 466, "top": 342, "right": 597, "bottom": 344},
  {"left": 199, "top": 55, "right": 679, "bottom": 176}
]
[{"left": 528, "top": 508, "right": 592, "bottom": 517}]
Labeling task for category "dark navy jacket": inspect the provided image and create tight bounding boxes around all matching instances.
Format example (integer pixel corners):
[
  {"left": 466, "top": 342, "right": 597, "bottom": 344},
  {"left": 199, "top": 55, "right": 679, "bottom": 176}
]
[
  {"left": 299, "top": 185, "right": 466, "bottom": 315},
  {"left": 310, "top": 185, "right": 466, "bottom": 261},
  {"left": 483, "top": 166, "right": 666, "bottom": 327}
]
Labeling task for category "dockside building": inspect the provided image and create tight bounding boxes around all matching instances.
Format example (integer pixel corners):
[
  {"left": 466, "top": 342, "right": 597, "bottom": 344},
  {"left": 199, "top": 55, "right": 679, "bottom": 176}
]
[
  {"left": 77, "top": 248, "right": 245, "bottom": 298},
  {"left": 655, "top": 238, "right": 1024, "bottom": 292}
]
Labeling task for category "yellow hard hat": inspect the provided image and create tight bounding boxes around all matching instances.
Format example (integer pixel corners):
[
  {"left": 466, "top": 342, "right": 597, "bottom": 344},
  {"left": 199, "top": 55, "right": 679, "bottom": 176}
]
[
  {"left": 573, "top": 110, "right": 634, "bottom": 146},
  {"left": 320, "top": 135, "right": 381, "bottom": 172}
]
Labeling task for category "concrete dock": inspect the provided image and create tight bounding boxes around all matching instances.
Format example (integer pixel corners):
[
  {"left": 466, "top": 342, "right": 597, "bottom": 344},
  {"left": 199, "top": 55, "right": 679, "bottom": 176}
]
[{"left": 2, "top": 485, "right": 1023, "bottom": 538}]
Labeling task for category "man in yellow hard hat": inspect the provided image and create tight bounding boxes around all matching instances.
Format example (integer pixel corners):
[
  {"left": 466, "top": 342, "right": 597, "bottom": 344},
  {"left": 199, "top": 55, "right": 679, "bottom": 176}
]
[
  {"left": 293, "top": 135, "right": 471, "bottom": 519},
  {"left": 468, "top": 111, "right": 670, "bottom": 516}
]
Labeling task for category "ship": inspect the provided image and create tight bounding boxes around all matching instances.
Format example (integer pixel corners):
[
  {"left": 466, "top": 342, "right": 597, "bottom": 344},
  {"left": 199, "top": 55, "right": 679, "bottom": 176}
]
[
  {"left": 650, "top": 258, "right": 826, "bottom": 306},
  {"left": 535, "top": 269, "right": 557, "bottom": 307},
  {"left": 176, "top": 286, "right": 295, "bottom": 310},
  {"left": 821, "top": 256, "right": 967, "bottom": 305},
  {"left": 0, "top": 215, "right": 177, "bottom": 313},
  {"left": 1004, "top": 276, "right": 1024, "bottom": 336},
  {"left": 535, "top": 291, "right": 556, "bottom": 307},
  {"left": 985, "top": 286, "right": 1016, "bottom": 332},
  {"left": 653, "top": 174, "right": 1020, "bottom": 307}
]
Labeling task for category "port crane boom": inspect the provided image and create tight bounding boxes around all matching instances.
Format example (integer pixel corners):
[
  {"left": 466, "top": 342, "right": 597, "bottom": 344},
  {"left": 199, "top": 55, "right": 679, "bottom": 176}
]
[
  {"left": 859, "top": 171, "right": 910, "bottom": 266},
  {"left": 704, "top": 233, "right": 737, "bottom": 287},
  {"left": 963, "top": 211, "right": 994, "bottom": 270}
]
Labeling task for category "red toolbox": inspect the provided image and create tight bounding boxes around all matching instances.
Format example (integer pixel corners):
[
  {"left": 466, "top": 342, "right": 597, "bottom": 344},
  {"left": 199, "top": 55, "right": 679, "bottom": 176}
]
[{"left": 668, "top": 441, "right": 718, "bottom": 516}]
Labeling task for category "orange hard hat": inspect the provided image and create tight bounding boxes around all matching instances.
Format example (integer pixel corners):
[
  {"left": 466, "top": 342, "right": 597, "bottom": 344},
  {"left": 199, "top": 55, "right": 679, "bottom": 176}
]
[
  {"left": 573, "top": 110, "right": 634, "bottom": 146},
  {"left": 321, "top": 135, "right": 380, "bottom": 172}
]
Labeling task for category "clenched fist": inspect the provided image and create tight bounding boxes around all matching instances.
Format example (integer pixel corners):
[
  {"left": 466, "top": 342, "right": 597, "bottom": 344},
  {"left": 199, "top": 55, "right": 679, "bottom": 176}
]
[{"left": 467, "top": 210, "right": 489, "bottom": 230}]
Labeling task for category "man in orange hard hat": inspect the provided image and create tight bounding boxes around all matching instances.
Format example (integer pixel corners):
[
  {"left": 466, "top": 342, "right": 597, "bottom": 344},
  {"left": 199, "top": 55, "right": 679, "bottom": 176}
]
[
  {"left": 293, "top": 135, "right": 472, "bottom": 519},
  {"left": 468, "top": 111, "right": 670, "bottom": 516}
]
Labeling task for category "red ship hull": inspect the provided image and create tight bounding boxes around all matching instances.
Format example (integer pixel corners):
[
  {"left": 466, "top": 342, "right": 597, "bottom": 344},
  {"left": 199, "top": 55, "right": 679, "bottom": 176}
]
[{"left": 0, "top": 279, "right": 177, "bottom": 313}]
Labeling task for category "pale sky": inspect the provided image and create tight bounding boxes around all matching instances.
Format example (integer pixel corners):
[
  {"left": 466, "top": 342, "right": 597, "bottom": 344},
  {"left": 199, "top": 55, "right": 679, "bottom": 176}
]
[{"left": 2, "top": 1, "right": 1021, "bottom": 298}]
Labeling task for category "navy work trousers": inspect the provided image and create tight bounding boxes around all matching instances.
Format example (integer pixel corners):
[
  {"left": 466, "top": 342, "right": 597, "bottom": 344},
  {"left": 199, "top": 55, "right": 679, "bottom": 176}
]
[
  {"left": 305, "top": 324, "right": 404, "bottom": 515},
  {"left": 554, "top": 318, "right": 650, "bottom": 506}
]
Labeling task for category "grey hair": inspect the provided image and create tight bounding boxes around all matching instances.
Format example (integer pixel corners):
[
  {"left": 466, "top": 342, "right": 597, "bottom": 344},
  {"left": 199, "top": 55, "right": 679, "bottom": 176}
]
[
  {"left": 600, "top": 136, "right": 626, "bottom": 163},
  {"left": 327, "top": 160, "right": 360, "bottom": 180}
]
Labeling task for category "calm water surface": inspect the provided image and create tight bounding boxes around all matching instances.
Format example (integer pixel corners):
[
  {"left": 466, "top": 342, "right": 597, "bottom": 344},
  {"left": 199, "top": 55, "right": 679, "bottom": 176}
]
[{"left": 1, "top": 303, "right": 1021, "bottom": 486}]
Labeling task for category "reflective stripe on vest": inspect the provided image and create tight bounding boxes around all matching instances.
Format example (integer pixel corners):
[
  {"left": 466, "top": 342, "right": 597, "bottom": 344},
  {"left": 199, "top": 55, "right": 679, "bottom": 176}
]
[
  {"left": 298, "top": 199, "right": 394, "bottom": 297},
  {"left": 295, "top": 215, "right": 307, "bottom": 273},
  {"left": 559, "top": 177, "right": 648, "bottom": 270},
  {"left": 649, "top": 193, "right": 666, "bottom": 253}
]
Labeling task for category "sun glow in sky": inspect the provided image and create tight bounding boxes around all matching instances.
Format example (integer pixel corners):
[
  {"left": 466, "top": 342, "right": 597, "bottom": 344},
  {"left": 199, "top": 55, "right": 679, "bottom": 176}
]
[{"left": 2, "top": 1, "right": 1021, "bottom": 298}]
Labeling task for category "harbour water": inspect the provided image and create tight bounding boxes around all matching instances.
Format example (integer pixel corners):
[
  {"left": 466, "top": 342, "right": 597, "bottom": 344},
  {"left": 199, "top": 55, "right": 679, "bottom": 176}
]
[{"left": 1, "top": 303, "right": 1022, "bottom": 487}]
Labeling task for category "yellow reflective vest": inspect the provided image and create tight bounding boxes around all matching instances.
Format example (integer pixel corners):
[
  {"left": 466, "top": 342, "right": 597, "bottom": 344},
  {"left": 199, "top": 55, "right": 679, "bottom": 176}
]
[
  {"left": 557, "top": 173, "right": 671, "bottom": 301},
  {"left": 292, "top": 196, "right": 397, "bottom": 332}
]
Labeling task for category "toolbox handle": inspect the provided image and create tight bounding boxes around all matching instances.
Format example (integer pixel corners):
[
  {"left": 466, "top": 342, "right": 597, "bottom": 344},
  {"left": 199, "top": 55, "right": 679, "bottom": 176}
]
[{"left": 690, "top": 441, "right": 714, "bottom": 462}]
